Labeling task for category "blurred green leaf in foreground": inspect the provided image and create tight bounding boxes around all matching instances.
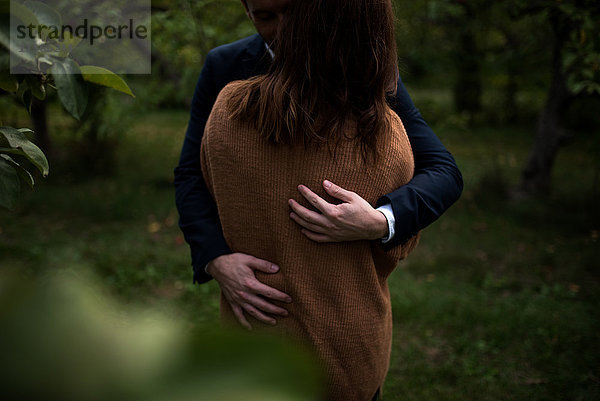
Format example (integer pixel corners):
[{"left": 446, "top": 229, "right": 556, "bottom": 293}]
[{"left": 0, "top": 269, "right": 324, "bottom": 401}]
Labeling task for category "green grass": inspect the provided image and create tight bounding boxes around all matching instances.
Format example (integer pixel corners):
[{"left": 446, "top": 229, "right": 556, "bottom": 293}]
[{"left": 1, "top": 104, "right": 598, "bottom": 400}]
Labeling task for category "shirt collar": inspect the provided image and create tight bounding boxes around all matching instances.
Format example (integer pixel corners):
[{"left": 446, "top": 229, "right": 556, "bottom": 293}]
[{"left": 264, "top": 42, "right": 275, "bottom": 59}]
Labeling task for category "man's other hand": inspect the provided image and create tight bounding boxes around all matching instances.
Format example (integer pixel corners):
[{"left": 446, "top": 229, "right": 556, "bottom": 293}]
[
  {"left": 288, "top": 180, "right": 388, "bottom": 243},
  {"left": 207, "top": 253, "right": 292, "bottom": 330}
]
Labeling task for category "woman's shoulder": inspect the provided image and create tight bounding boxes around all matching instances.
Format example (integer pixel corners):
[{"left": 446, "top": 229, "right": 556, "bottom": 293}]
[
  {"left": 206, "top": 80, "right": 251, "bottom": 131},
  {"left": 214, "top": 79, "right": 256, "bottom": 111},
  {"left": 205, "top": 79, "right": 259, "bottom": 142},
  {"left": 385, "top": 106, "right": 406, "bottom": 135},
  {"left": 220, "top": 79, "right": 251, "bottom": 96}
]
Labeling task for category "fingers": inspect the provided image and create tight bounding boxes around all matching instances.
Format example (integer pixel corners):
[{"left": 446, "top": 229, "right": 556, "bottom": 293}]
[
  {"left": 297, "top": 185, "right": 334, "bottom": 214},
  {"left": 290, "top": 211, "right": 329, "bottom": 234},
  {"left": 246, "top": 256, "right": 280, "bottom": 274},
  {"left": 243, "top": 257, "right": 293, "bottom": 303},
  {"left": 288, "top": 198, "right": 330, "bottom": 227},
  {"left": 227, "top": 280, "right": 289, "bottom": 329},
  {"left": 212, "top": 253, "right": 292, "bottom": 330},
  {"left": 231, "top": 301, "right": 278, "bottom": 329},
  {"left": 301, "top": 229, "right": 333, "bottom": 243},
  {"left": 252, "top": 281, "right": 293, "bottom": 303},
  {"left": 242, "top": 269, "right": 293, "bottom": 303},
  {"left": 231, "top": 303, "right": 252, "bottom": 331},
  {"left": 242, "top": 303, "right": 277, "bottom": 326},
  {"left": 323, "top": 180, "right": 356, "bottom": 202},
  {"left": 241, "top": 291, "right": 289, "bottom": 316}
]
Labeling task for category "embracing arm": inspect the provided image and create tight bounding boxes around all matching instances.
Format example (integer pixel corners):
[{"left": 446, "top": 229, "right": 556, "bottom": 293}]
[
  {"left": 174, "top": 55, "right": 231, "bottom": 284},
  {"left": 288, "top": 77, "right": 462, "bottom": 246},
  {"left": 379, "top": 76, "right": 464, "bottom": 247}
]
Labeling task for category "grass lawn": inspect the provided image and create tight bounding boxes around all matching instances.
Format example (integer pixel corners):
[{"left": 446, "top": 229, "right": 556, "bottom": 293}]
[{"left": 1, "top": 101, "right": 598, "bottom": 400}]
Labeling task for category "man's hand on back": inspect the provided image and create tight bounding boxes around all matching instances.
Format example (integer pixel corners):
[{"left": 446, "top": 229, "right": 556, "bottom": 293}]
[
  {"left": 288, "top": 180, "right": 389, "bottom": 242},
  {"left": 206, "top": 253, "right": 293, "bottom": 330}
]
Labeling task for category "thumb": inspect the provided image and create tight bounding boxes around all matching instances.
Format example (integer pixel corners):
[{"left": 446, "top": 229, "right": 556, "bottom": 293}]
[
  {"left": 323, "top": 180, "right": 355, "bottom": 202},
  {"left": 248, "top": 256, "right": 280, "bottom": 274}
]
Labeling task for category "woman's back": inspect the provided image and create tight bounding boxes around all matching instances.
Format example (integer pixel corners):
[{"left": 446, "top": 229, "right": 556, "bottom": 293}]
[{"left": 201, "top": 80, "right": 419, "bottom": 401}]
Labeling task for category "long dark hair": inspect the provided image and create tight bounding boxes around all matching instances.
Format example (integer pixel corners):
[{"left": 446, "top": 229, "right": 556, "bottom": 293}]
[{"left": 230, "top": 0, "right": 398, "bottom": 161}]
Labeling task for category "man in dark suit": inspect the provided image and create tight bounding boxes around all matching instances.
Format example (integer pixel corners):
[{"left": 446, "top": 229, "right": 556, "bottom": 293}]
[{"left": 174, "top": 0, "right": 463, "bottom": 330}]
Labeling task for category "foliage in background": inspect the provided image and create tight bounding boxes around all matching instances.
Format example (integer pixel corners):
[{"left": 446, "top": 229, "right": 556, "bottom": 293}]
[
  {"left": 392, "top": 0, "right": 599, "bottom": 195},
  {"left": 553, "top": 0, "right": 600, "bottom": 96},
  {"left": 515, "top": 0, "right": 600, "bottom": 195},
  {"left": 393, "top": 0, "right": 551, "bottom": 123},
  {"left": 4, "top": 1, "right": 134, "bottom": 117},
  {"left": 0, "top": 1, "right": 135, "bottom": 207},
  {"left": 0, "top": 126, "right": 48, "bottom": 209},
  {"left": 141, "top": 0, "right": 254, "bottom": 109}
]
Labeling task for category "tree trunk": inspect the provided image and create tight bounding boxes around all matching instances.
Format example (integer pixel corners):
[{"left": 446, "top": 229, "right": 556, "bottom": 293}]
[
  {"left": 30, "top": 97, "right": 51, "bottom": 156},
  {"left": 519, "top": 15, "right": 570, "bottom": 196}
]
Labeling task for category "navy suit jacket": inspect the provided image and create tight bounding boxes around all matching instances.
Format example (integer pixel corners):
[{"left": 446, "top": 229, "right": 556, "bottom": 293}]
[{"left": 174, "top": 34, "right": 463, "bottom": 284}]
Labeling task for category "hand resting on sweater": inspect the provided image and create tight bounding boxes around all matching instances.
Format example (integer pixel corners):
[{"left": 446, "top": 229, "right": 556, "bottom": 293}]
[
  {"left": 206, "top": 253, "right": 293, "bottom": 330},
  {"left": 289, "top": 180, "right": 389, "bottom": 243}
]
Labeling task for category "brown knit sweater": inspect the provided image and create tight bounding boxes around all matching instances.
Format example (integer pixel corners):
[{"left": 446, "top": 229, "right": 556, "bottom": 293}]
[{"left": 201, "top": 81, "right": 419, "bottom": 401}]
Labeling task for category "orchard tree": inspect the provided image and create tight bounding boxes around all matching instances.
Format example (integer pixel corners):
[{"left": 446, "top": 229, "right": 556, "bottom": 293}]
[
  {"left": 518, "top": 0, "right": 600, "bottom": 195},
  {"left": 417, "top": 0, "right": 497, "bottom": 115},
  {"left": 0, "top": 1, "right": 134, "bottom": 209}
]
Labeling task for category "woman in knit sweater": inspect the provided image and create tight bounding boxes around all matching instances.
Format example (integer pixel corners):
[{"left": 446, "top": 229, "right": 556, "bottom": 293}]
[{"left": 200, "top": 0, "right": 419, "bottom": 400}]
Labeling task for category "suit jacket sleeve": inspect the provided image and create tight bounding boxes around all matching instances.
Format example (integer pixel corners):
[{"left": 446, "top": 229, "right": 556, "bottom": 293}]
[
  {"left": 174, "top": 51, "right": 231, "bottom": 284},
  {"left": 378, "top": 76, "right": 463, "bottom": 249}
]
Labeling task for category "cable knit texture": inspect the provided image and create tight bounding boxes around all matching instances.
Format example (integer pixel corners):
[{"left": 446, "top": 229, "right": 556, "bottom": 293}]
[{"left": 201, "top": 81, "right": 420, "bottom": 401}]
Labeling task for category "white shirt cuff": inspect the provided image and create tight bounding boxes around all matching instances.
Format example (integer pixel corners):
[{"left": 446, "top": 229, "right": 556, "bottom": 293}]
[{"left": 376, "top": 203, "right": 395, "bottom": 244}]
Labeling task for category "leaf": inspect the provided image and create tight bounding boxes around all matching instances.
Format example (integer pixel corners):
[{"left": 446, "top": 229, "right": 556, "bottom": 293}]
[
  {"left": 0, "top": 69, "right": 19, "bottom": 92},
  {"left": 583, "top": 53, "right": 600, "bottom": 65},
  {"left": 24, "top": 1, "right": 61, "bottom": 25},
  {"left": 569, "top": 81, "right": 587, "bottom": 95},
  {"left": 9, "top": 1, "right": 39, "bottom": 28},
  {"left": 0, "top": 16, "right": 9, "bottom": 49},
  {"left": 15, "top": 79, "right": 32, "bottom": 112},
  {"left": 50, "top": 58, "right": 88, "bottom": 120},
  {"left": 25, "top": 75, "right": 45, "bottom": 100},
  {"left": 18, "top": 128, "right": 34, "bottom": 138},
  {"left": 0, "top": 126, "right": 49, "bottom": 176},
  {"left": 80, "top": 66, "right": 136, "bottom": 97},
  {"left": 22, "top": 89, "right": 32, "bottom": 112},
  {"left": 581, "top": 68, "right": 594, "bottom": 80},
  {"left": 1, "top": 154, "right": 34, "bottom": 187},
  {"left": 585, "top": 82, "right": 600, "bottom": 96},
  {"left": 557, "top": 3, "right": 578, "bottom": 17},
  {"left": 22, "top": 1, "right": 61, "bottom": 41},
  {"left": 0, "top": 156, "right": 20, "bottom": 210},
  {"left": 563, "top": 52, "right": 578, "bottom": 70},
  {"left": 38, "top": 56, "right": 54, "bottom": 67}
]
